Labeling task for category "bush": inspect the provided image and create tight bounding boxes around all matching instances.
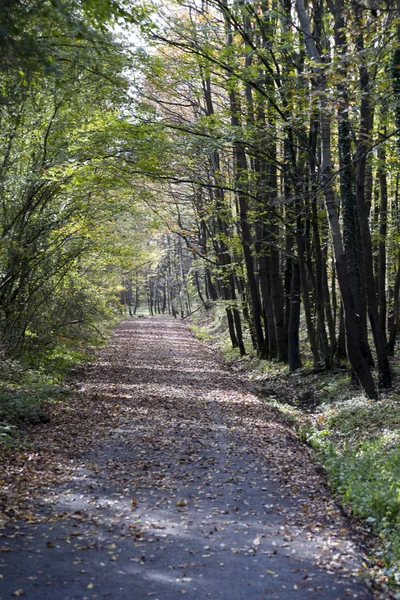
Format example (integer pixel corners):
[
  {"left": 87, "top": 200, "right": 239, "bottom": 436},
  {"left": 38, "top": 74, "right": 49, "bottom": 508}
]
[{"left": 0, "top": 356, "right": 72, "bottom": 443}]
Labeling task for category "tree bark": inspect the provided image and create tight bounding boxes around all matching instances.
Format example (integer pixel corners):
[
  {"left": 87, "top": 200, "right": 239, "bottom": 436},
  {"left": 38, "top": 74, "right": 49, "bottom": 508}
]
[
  {"left": 295, "top": 0, "right": 378, "bottom": 399},
  {"left": 288, "top": 259, "right": 302, "bottom": 371}
]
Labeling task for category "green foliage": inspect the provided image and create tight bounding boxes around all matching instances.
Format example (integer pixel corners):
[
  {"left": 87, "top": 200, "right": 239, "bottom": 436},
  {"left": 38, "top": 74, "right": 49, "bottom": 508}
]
[
  {"left": 0, "top": 359, "right": 67, "bottom": 441},
  {"left": 0, "top": 0, "right": 152, "bottom": 77},
  {"left": 286, "top": 388, "right": 400, "bottom": 586},
  {"left": 323, "top": 440, "right": 400, "bottom": 521},
  {"left": 188, "top": 324, "right": 213, "bottom": 342},
  {"left": 35, "top": 345, "right": 91, "bottom": 377},
  {"left": 313, "top": 373, "right": 353, "bottom": 406},
  {"left": 0, "top": 0, "right": 169, "bottom": 357},
  {"left": 317, "top": 438, "right": 400, "bottom": 585},
  {"left": 0, "top": 379, "right": 60, "bottom": 425}
]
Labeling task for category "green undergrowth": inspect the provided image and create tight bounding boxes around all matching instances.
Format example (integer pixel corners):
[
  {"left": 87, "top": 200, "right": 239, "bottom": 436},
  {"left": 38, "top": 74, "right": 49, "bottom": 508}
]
[
  {"left": 262, "top": 379, "right": 400, "bottom": 590},
  {"left": 0, "top": 322, "right": 114, "bottom": 445},
  {"left": 188, "top": 307, "right": 400, "bottom": 592},
  {"left": 188, "top": 302, "right": 255, "bottom": 357},
  {"left": 301, "top": 394, "right": 400, "bottom": 585},
  {"left": 0, "top": 361, "right": 67, "bottom": 443}
]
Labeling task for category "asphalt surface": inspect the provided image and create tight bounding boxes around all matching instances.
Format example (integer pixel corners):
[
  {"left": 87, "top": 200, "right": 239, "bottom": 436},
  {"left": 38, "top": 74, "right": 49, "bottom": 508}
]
[{"left": 0, "top": 318, "right": 374, "bottom": 599}]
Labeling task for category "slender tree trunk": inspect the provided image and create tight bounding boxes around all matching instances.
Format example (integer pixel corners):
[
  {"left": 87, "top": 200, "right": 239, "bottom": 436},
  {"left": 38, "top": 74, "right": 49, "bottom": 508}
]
[
  {"left": 288, "top": 259, "right": 302, "bottom": 371},
  {"left": 378, "top": 135, "right": 388, "bottom": 335},
  {"left": 201, "top": 70, "right": 245, "bottom": 352},
  {"left": 387, "top": 258, "right": 400, "bottom": 355}
]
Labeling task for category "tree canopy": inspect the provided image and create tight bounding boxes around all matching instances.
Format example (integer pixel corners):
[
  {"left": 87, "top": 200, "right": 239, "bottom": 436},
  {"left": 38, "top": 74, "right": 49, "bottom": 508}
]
[{"left": 1, "top": 0, "right": 400, "bottom": 400}]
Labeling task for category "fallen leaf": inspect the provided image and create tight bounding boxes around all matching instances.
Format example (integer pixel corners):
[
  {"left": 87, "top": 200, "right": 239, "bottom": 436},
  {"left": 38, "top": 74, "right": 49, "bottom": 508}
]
[{"left": 176, "top": 499, "right": 188, "bottom": 507}]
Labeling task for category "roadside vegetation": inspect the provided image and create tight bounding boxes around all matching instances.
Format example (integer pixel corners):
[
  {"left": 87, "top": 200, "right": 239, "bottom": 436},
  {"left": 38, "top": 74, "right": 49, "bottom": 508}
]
[
  {"left": 0, "top": 324, "right": 115, "bottom": 445},
  {"left": 189, "top": 305, "right": 400, "bottom": 595}
]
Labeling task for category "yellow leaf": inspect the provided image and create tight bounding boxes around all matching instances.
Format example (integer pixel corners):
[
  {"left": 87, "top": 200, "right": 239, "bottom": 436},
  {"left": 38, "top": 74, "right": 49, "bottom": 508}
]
[{"left": 176, "top": 499, "right": 188, "bottom": 507}]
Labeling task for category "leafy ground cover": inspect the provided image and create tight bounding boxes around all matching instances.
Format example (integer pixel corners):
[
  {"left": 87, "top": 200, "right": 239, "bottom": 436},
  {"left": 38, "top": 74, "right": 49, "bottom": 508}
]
[
  {"left": 0, "top": 357, "right": 73, "bottom": 445},
  {"left": 189, "top": 307, "right": 400, "bottom": 596},
  {"left": 269, "top": 382, "right": 400, "bottom": 592},
  {"left": 0, "top": 310, "right": 397, "bottom": 598},
  {"left": 0, "top": 324, "right": 119, "bottom": 521},
  {"left": 0, "top": 315, "right": 118, "bottom": 445}
]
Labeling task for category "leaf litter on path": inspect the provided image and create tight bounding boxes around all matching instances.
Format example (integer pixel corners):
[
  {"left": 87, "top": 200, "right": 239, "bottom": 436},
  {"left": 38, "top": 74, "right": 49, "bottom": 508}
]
[{"left": 0, "top": 317, "right": 387, "bottom": 599}]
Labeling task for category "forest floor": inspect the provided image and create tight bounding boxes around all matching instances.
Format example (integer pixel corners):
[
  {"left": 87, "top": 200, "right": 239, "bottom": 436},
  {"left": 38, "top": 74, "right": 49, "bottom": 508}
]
[{"left": 0, "top": 317, "right": 387, "bottom": 599}]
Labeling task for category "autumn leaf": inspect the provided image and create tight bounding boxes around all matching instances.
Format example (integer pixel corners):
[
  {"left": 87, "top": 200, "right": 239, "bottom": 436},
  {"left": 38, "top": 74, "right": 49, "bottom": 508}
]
[{"left": 176, "top": 499, "right": 188, "bottom": 507}]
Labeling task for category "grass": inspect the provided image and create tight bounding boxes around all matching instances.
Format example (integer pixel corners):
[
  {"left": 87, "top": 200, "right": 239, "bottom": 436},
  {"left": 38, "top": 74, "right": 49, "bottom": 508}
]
[
  {"left": 303, "top": 394, "right": 400, "bottom": 582},
  {"left": 264, "top": 371, "right": 400, "bottom": 590}
]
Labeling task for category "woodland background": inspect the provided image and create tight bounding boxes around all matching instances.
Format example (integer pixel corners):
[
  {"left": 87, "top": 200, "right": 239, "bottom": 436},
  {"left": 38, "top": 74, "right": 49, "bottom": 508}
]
[{"left": 1, "top": 0, "right": 400, "bottom": 591}]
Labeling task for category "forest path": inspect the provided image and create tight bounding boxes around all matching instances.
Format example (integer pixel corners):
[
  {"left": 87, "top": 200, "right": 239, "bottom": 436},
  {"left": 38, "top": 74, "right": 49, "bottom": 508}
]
[{"left": 1, "top": 317, "right": 374, "bottom": 599}]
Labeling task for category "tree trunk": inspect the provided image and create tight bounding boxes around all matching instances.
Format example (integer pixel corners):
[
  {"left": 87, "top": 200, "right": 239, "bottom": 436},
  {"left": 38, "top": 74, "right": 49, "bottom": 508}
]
[
  {"left": 377, "top": 135, "right": 388, "bottom": 335},
  {"left": 295, "top": 0, "right": 378, "bottom": 398},
  {"left": 229, "top": 87, "right": 266, "bottom": 357},
  {"left": 352, "top": 6, "right": 391, "bottom": 388},
  {"left": 288, "top": 259, "right": 302, "bottom": 371}
]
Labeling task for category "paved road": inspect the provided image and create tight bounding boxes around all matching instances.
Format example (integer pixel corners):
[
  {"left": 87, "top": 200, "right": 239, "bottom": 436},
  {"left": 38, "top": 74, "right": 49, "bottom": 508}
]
[{"left": 0, "top": 318, "right": 374, "bottom": 599}]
